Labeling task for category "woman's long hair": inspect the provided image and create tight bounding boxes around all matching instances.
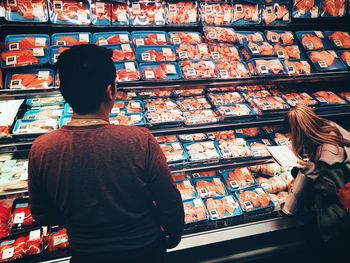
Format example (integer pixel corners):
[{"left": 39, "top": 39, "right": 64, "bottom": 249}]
[{"left": 287, "top": 104, "right": 350, "bottom": 157}]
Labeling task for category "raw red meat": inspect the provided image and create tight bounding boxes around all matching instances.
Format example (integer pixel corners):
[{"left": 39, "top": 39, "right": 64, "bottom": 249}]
[
  {"left": 9, "top": 205, "right": 34, "bottom": 228},
  {"left": 5, "top": 0, "right": 47, "bottom": 20},
  {"left": 48, "top": 228, "right": 69, "bottom": 252}
]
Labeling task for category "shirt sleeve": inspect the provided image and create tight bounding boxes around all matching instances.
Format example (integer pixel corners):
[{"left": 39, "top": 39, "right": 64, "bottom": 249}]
[
  {"left": 28, "top": 145, "right": 64, "bottom": 226},
  {"left": 146, "top": 132, "right": 184, "bottom": 249}
]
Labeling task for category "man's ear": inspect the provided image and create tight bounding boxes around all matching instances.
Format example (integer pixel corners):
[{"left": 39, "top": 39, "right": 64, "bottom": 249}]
[{"left": 106, "top": 84, "right": 115, "bottom": 101}]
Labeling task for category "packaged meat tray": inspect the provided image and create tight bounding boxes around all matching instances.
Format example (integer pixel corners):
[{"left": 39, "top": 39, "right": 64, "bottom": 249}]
[
  {"left": 206, "top": 131, "right": 234, "bottom": 141},
  {"left": 176, "top": 97, "right": 211, "bottom": 111},
  {"left": 48, "top": 227, "right": 70, "bottom": 253},
  {"left": 49, "top": 46, "right": 70, "bottom": 64},
  {"left": 242, "top": 90, "right": 272, "bottom": 102},
  {"left": 155, "top": 135, "right": 178, "bottom": 143},
  {"left": 136, "top": 46, "right": 176, "bottom": 62},
  {"left": 273, "top": 45, "right": 303, "bottom": 60},
  {"left": 191, "top": 171, "right": 217, "bottom": 178},
  {"left": 115, "top": 91, "right": 139, "bottom": 100},
  {"left": 1, "top": 48, "right": 49, "bottom": 69},
  {"left": 265, "top": 30, "right": 296, "bottom": 45},
  {"left": 337, "top": 50, "right": 350, "bottom": 68},
  {"left": 236, "top": 31, "right": 266, "bottom": 45},
  {"left": 123, "top": 100, "right": 144, "bottom": 114},
  {"left": 179, "top": 60, "right": 216, "bottom": 79},
  {"left": 140, "top": 62, "right": 181, "bottom": 80},
  {"left": 221, "top": 168, "right": 257, "bottom": 191},
  {"left": 193, "top": 176, "right": 227, "bottom": 198},
  {"left": 110, "top": 100, "right": 126, "bottom": 114},
  {"left": 139, "top": 90, "right": 172, "bottom": 98},
  {"left": 4, "top": 0, "right": 49, "bottom": 22},
  {"left": 176, "top": 179, "right": 198, "bottom": 201},
  {"left": 146, "top": 109, "right": 184, "bottom": 128},
  {"left": 268, "top": 131, "right": 292, "bottom": 147},
  {"left": 90, "top": 1, "right": 112, "bottom": 26},
  {"left": 292, "top": 0, "right": 321, "bottom": 18},
  {"left": 247, "top": 139, "right": 272, "bottom": 158},
  {"left": 262, "top": 3, "right": 291, "bottom": 26},
  {"left": 284, "top": 60, "right": 312, "bottom": 76},
  {"left": 48, "top": 0, "right": 91, "bottom": 25},
  {"left": 208, "top": 92, "right": 244, "bottom": 106},
  {"left": 242, "top": 41, "right": 275, "bottom": 58},
  {"left": 26, "top": 96, "right": 64, "bottom": 108},
  {"left": 184, "top": 141, "right": 221, "bottom": 164},
  {"left": 129, "top": 2, "right": 166, "bottom": 25},
  {"left": 107, "top": 44, "right": 136, "bottom": 62},
  {"left": 166, "top": 1, "right": 199, "bottom": 25},
  {"left": 159, "top": 142, "right": 187, "bottom": 165},
  {"left": 215, "top": 104, "right": 256, "bottom": 121},
  {"left": 183, "top": 198, "right": 209, "bottom": 224},
  {"left": 281, "top": 91, "right": 317, "bottom": 106},
  {"left": 51, "top": 32, "right": 92, "bottom": 46},
  {"left": 183, "top": 109, "right": 219, "bottom": 126},
  {"left": 321, "top": 0, "right": 346, "bottom": 17},
  {"left": 251, "top": 96, "right": 290, "bottom": 114},
  {"left": 203, "top": 27, "right": 238, "bottom": 43},
  {"left": 5, "top": 35, "right": 49, "bottom": 51},
  {"left": 178, "top": 133, "right": 208, "bottom": 143},
  {"left": 172, "top": 89, "right": 205, "bottom": 97},
  {"left": 208, "top": 44, "right": 242, "bottom": 62},
  {"left": 144, "top": 98, "right": 178, "bottom": 111},
  {"left": 115, "top": 62, "right": 140, "bottom": 82},
  {"left": 249, "top": 58, "right": 287, "bottom": 76},
  {"left": 93, "top": 32, "right": 131, "bottom": 46},
  {"left": 12, "top": 119, "right": 58, "bottom": 135},
  {"left": 0, "top": 159, "right": 28, "bottom": 194},
  {"left": 235, "top": 187, "right": 274, "bottom": 213},
  {"left": 169, "top": 32, "right": 203, "bottom": 45},
  {"left": 295, "top": 31, "right": 332, "bottom": 51},
  {"left": 234, "top": 127, "right": 264, "bottom": 139},
  {"left": 215, "top": 61, "right": 251, "bottom": 79},
  {"left": 205, "top": 195, "right": 243, "bottom": 220},
  {"left": 175, "top": 43, "right": 211, "bottom": 61},
  {"left": 307, "top": 50, "right": 347, "bottom": 71},
  {"left": 217, "top": 138, "right": 253, "bottom": 160},
  {"left": 111, "top": 1, "right": 129, "bottom": 26},
  {"left": 338, "top": 91, "right": 350, "bottom": 102},
  {"left": 207, "top": 86, "right": 236, "bottom": 93},
  {"left": 23, "top": 109, "right": 63, "bottom": 120},
  {"left": 257, "top": 173, "right": 293, "bottom": 194},
  {"left": 312, "top": 91, "right": 347, "bottom": 105},
  {"left": 8, "top": 197, "right": 34, "bottom": 230},
  {"left": 235, "top": 85, "right": 267, "bottom": 92},
  {"left": 132, "top": 31, "right": 169, "bottom": 46},
  {"left": 232, "top": 2, "right": 261, "bottom": 25},
  {"left": 325, "top": 31, "right": 350, "bottom": 49},
  {"left": 110, "top": 113, "right": 146, "bottom": 126},
  {"left": 200, "top": 3, "right": 233, "bottom": 26},
  {"left": 5, "top": 69, "right": 54, "bottom": 90}
]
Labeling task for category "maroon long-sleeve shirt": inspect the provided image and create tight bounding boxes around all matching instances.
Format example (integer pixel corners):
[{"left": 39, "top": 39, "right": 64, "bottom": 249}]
[{"left": 28, "top": 124, "right": 184, "bottom": 255}]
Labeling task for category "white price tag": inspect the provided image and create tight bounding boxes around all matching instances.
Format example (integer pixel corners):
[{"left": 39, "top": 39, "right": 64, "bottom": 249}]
[
  {"left": 204, "top": 61, "right": 215, "bottom": 69},
  {"left": 8, "top": 42, "right": 19, "bottom": 50},
  {"left": 95, "top": 2, "right": 105, "bottom": 13},
  {"left": 135, "top": 38, "right": 145, "bottom": 46},
  {"left": 270, "top": 34, "right": 279, "bottom": 43},
  {"left": 144, "top": 70, "right": 155, "bottom": 79},
  {"left": 222, "top": 148, "right": 232, "bottom": 157},
  {"left": 33, "top": 47, "right": 44, "bottom": 57},
  {"left": 29, "top": 229, "right": 41, "bottom": 240},
  {"left": 213, "top": 178, "right": 221, "bottom": 185},
  {"left": 2, "top": 247, "right": 14, "bottom": 260},
  {"left": 198, "top": 44, "right": 208, "bottom": 54},
  {"left": 224, "top": 12, "right": 232, "bottom": 22},
  {"left": 204, "top": 5, "right": 213, "bottom": 14},
  {"left": 258, "top": 64, "right": 269, "bottom": 74},
  {"left": 157, "top": 34, "right": 166, "bottom": 43},
  {"left": 10, "top": 79, "right": 22, "bottom": 89},
  {"left": 225, "top": 196, "right": 235, "bottom": 204},
  {"left": 33, "top": 3, "right": 44, "bottom": 17},
  {"left": 13, "top": 212, "right": 25, "bottom": 224},
  {"left": 178, "top": 51, "right": 188, "bottom": 59},
  {"left": 53, "top": 0, "right": 63, "bottom": 11},
  {"left": 235, "top": 4, "right": 243, "bottom": 13},
  {"left": 346, "top": 59, "right": 350, "bottom": 67},
  {"left": 79, "top": 34, "right": 89, "bottom": 43},
  {"left": 56, "top": 40, "right": 66, "bottom": 46},
  {"left": 38, "top": 70, "right": 50, "bottom": 80},
  {"left": 188, "top": 12, "right": 197, "bottom": 23},
  {"left": 211, "top": 52, "right": 220, "bottom": 60},
  {"left": 186, "top": 67, "right": 197, "bottom": 77},
  {"left": 121, "top": 44, "right": 131, "bottom": 51},
  {"left": 219, "top": 70, "right": 229, "bottom": 79},
  {"left": 333, "top": 39, "right": 343, "bottom": 47},
  {"left": 209, "top": 209, "right": 219, "bottom": 219},
  {"left": 166, "top": 64, "right": 176, "bottom": 74},
  {"left": 277, "top": 49, "right": 285, "bottom": 58},
  {"left": 53, "top": 235, "right": 68, "bottom": 246},
  {"left": 168, "top": 4, "right": 177, "bottom": 14},
  {"left": 117, "top": 13, "right": 127, "bottom": 22},
  {"left": 35, "top": 37, "right": 46, "bottom": 47},
  {"left": 162, "top": 48, "right": 172, "bottom": 56},
  {"left": 255, "top": 188, "right": 265, "bottom": 195},
  {"left": 124, "top": 62, "right": 136, "bottom": 72},
  {"left": 132, "top": 4, "right": 141, "bottom": 15},
  {"left": 141, "top": 52, "right": 151, "bottom": 61},
  {"left": 193, "top": 199, "right": 202, "bottom": 207},
  {"left": 305, "top": 41, "right": 313, "bottom": 50},
  {"left": 279, "top": 139, "right": 289, "bottom": 146},
  {"left": 249, "top": 45, "right": 260, "bottom": 54},
  {"left": 191, "top": 33, "right": 200, "bottom": 42},
  {"left": 198, "top": 187, "right": 208, "bottom": 196},
  {"left": 150, "top": 114, "right": 161, "bottom": 121},
  {"left": 77, "top": 12, "right": 88, "bottom": 23},
  {"left": 6, "top": 55, "right": 17, "bottom": 66},
  {"left": 155, "top": 10, "right": 163, "bottom": 23},
  {"left": 111, "top": 107, "right": 120, "bottom": 114},
  {"left": 130, "top": 102, "right": 140, "bottom": 109},
  {"left": 315, "top": 31, "right": 324, "bottom": 38},
  {"left": 7, "top": 0, "right": 16, "bottom": 6},
  {"left": 53, "top": 53, "right": 59, "bottom": 63},
  {"left": 208, "top": 31, "right": 217, "bottom": 39},
  {"left": 287, "top": 65, "right": 296, "bottom": 74},
  {"left": 183, "top": 180, "right": 191, "bottom": 188},
  {"left": 172, "top": 37, "right": 181, "bottom": 44},
  {"left": 244, "top": 200, "right": 254, "bottom": 210},
  {"left": 119, "top": 34, "right": 129, "bottom": 43},
  {"left": 230, "top": 180, "right": 239, "bottom": 188},
  {"left": 318, "top": 60, "right": 328, "bottom": 68},
  {"left": 130, "top": 114, "right": 142, "bottom": 122},
  {"left": 266, "top": 6, "right": 273, "bottom": 15}
]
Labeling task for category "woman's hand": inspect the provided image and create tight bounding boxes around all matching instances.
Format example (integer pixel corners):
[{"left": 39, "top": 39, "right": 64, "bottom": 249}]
[{"left": 296, "top": 160, "right": 308, "bottom": 170}]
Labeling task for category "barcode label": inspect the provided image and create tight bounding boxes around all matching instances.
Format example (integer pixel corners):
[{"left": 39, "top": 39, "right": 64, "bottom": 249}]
[
  {"left": 230, "top": 180, "right": 239, "bottom": 188},
  {"left": 258, "top": 65, "right": 269, "bottom": 74},
  {"left": 148, "top": 106, "right": 156, "bottom": 112},
  {"left": 33, "top": 47, "right": 44, "bottom": 57},
  {"left": 9, "top": 42, "right": 19, "bottom": 50},
  {"left": 318, "top": 60, "right": 328, "bottom": 68},
  {"left": 270, "top": 34, "right": 279, "bottom": 43},
  {"left": 157, "top": 34, "right": 166, "bottom": 43},
  {"left": 198, "top": 187, "right": 208, "bottom": 196},
  {"left": 186, "top": 68, "right": 197, "bottom": 77},
  {"left": 172, "top": 37, "right": 181, "bottom": 44},
  {"left": 244, "top": 200, "right": 253, "bottom": 210},
  {"left": 119, "top": 34, "right": 129, "bottom": 43},
  {"left": 211, "top": 52, "right": 220, "bottom": 60},
  {"left": 178, "top": 51, "right": 188, "bottom": 59},
  {"left": 277, "top": 49, "right": 285, "bottom": 58},
  {"left": 250, "top": 45, "right": 260, "bottom": 54},
  {"left": 209, "top": 209, "right": 219, "bottom": 219},
  {"left": 117, "top": 13, "right": 127, "bottom": 22},
  {"left": 305, "top": 41, "right": 313, "bottom": 49},
  {"left": 235, "top": 4, "right": 243, "bottom": 13},
  {"left": 141, "top": 52, "right": 151, "bottom": 61},
  {"left": 79, "top": 34, "right": 89, "bottom": 43},
  {"left": 10, "top": 79, "right": 22, "bottom": 89},
  {"left": 135, "top": 38, "right": 144, "bottom": 46},
  {"left": 124, "top": 62, "right": 136, "bottom": 72},
  {"left": 144, "top": 70, "right": 155, "bottom": 79},
  {"left": 290, "top": 98, "right": 298, "bottom": 104},
  {"left": 38, "top": 71, "right": 50, "bottom": 80},
  {"left": 6, "top": 55, "right": 16, "bottom": 66},
  {"left": 98, "top": 39, "right": 108, "bottom": 46},
  {"left": 279, "top": 139, "right": 289, "bottom": 146},
  {"left": 222, "top": 148, "right": 232, "bottom": 157},
  {"left": 168, "top": 4, "right": 177, "bottom": 14},
  {"left": 95, "top": 2, "right": 104, "bottom": 13},
  {"left": 53, "top": 0, "right": 63, "bottom": 11},
  {"left": 132, "top": 4, "right": 141, "bottom": 15},
  {"left": 219, "top": 70, "right": 229, "bottom": 79}
]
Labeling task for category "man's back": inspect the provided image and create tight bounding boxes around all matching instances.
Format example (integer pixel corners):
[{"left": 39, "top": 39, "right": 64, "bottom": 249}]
[{"left": 29, "top": 124, "right": 184, "bottom": 255}]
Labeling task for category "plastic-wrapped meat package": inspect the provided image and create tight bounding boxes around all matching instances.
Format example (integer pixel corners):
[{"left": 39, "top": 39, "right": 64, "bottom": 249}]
[
  {"left": 326, "top": 31, "right": 350, "bottom": 49},
  {"left": 110, "top": 113, "right": 145, "bottom": 126},
  {"left": 8, "top": 199, "right": 34, "bottom": 230},
  {"left": 115, "top": 91, "right": 138, "bottom": 100},
  {"left": 90, "top": 1, "right": 111, "bottom": 25},
  {"left": 140, "top": 62, "right": 181, "bottom": 80},
  {"left": 216, "top": 104, "right": 254, "bottom": 119},
  {"left": 207, "top": 130, "right": 235, "bottom": 140},
  {"left": 242, "top": 90, "right": 272, "bottom": 102},
  {"left": 52, "top": 32, "right": 91, "bottom": 46},
  {"left": 235, "top": 127, "right": 263, "bottom": 138},
  {"left": 4, "top": 0, "right": 49, "bottom": 22},
  {"left": 23, "top": 108, "right": 62, "bottom": 120},
  {"left": 183, "top": 109, "right": 219, "bottom": 126},
  {"left": 236, "top": 31, "right": 265, "bottom": 45},
  {"left": 115, "top": 62, "right": 140, "bottom": 82},
  {"left": 144, "top": 98, "right": 178, "bottom": 111},
  {"left": 183, "top": 199, "right": 208, "bottom": 224},
  {"left": 155, "top": 135, "right": 178, "bottom": 143},
  {"left": 339, "top": 91, "right": 350, "bottom": 102},
  {"left": 176, "top": 97, "right": 211, "bottom": 111},
  {"left": 194, "top": 177, "right": 226, "bottom": 198},
  {"left": 244, "top": 41, "right": 275, "bottom": 58},
  {"left": 203, "top": 27, "right": 238, "bottom": 43},
  {"left": 0, "top": 236, "right": 26, "bottom": 261},
  {"left": 218, "top": 138, "right": 252, "bottom": 159},
  {"left": 137, "top": 46, "right": 176, "bottom": 62},
  {"left": 215, "top": 61, "right": 250, "bottom": 79},
  {"left": 176, "top": 43, "right": 211, "bottom": 61},
  {"left": 250, "top": 162, "right": 284, "bottom": 176},
  {"left": 296, "top": 31, "right": 331, "bottom": 51},
  {"left": 321, "top": 0, "right": 346, "bottom": 17},
  {"left": 265, "top": 30, "right": 295, "bottom": 45},
  {"left": 93, "top": 32, "right": 131, "bottom": 46},
  {"left": 191, "top": 171, "right": 217, "bottom": 178},
  {"left": 338, "top": 50, "right": 350, "bottom": 68},
  {"left": 222, "top": 168, "right": 256, "bottom": 190},
  {"left": 111, "top": 2, "right": 129, "bottom": 26},
  {"left": 5, "top": 70, "right": 54, "bottom": 90},
  {"left": 132, "top": 31, "right": 168, "bottom": 46},
  {"left": 108, "top": 44, "right": 135, "bottom": 62},
  {"left": 232, "top": 2, "right": 261, "bottom": 25},
  {"left": 292, "top": 0, "right": 320, "bottom": 18},
  {"left": 172, "top": 89, "right": 205, "bottom": 97},
  {"left": 248, "top": 139, "right": 272, "bottom": 157},
  {"left": 12, "top": 119, "right": 58, "bottom": 135},
  {"left": 160, "top": 142, "right": 187, "bottom": 163},
  {"left": 130, "top": 2, "right": 165, "bottom": 25},
  {"left": 252, "top": 96, "right": 290, "bottom": 112},
  {"left": 251, "top": 58, "right": 286, "bottom": 76},
  {"left": 312, "top": 91, "right": 347, "bottom": 105},
  {"left": 209, "top": 44, "right": 242, "bottom": 62},
  {"left": 179, "top": 60, "right": 216, "bottom": 79},
  {"left": 48, "top": 0, "right": 90, "bottom": 25},
  {"left": 273, "top": 45, "right": 302, "bottom": 60},
  {"left": 284, "top": 60, "right": 312, "bottom": 76},
  {"left": 262, "top": 3, "right": 291, "bottom": 25},
  {"left": 200, "top": 3, "right": 233, "bottom": 26},
  {"left": 139, "top": 90, "right": 171, "bottom": 98},
  {"left": 176, "top": 179, "right": 197, "bottom": 200},
  {"left": 146, "top": 109, "right": 184, "bottom": 126},
  {"left": 5, "top": 35, "right": 49, "bottom": 51},
  {"left": 125, "top": 100, "right": 143, "bottom": 113},
  {"left": 257, "top": 174, "right": 293, "bottom": 194},
  {"left": 48, "top": 228, "right": 69, "bottom": 252},
  {"left": 1, "top": 49, "right": 48, "bottom": 68},
  {"left": 272, "top": 132, "right": 292, "bottom": 147},
  {"left": 205, "top": 196, "right": 242, "bottom": 220},
  {"left": 178, "top": 133, "right": 207, "bottom": 143},
  {"left": 308, "top": 50, "right": 347, "bottom": 71},
  {"left": 282, "top": 92, "right": 317, "bottom": 106},
  {"left": 169, "top": 32, "right": 203, "bottom": 45},
  {"left": 208, "top": 92, "right": 244, "bottom": 106},
  {"left": 166, "top": 1, "right": 198, "bottom": 25},
  {"left": 237, "top": 187, "right": 273, "bottom": 212}
]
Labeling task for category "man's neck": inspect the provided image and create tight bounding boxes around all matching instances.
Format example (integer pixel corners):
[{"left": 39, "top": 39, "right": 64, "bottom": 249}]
[{"left": 72, "top": 112, "right": 109, "bottom": 122}]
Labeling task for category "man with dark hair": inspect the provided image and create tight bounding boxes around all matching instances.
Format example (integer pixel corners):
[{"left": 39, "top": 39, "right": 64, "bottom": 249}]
[{"left": 28, "top": 44, "right": 184, "bottom": 263}]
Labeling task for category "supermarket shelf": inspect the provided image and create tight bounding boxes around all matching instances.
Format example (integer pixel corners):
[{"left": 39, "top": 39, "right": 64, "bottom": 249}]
[
  {"left": 0, "top": 88, "right": 61, "bottom": 101},
  {"left": 0, "top": 189, "right": 27, "bottom": 197}
]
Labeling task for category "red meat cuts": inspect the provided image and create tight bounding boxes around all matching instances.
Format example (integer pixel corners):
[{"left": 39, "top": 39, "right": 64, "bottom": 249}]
[
  {"left": 1, "top": 50, "right": 39, "bottom": 67},
  {"left": 294, "top": 0, "right": 315, "bottom": 14},
  {"left": 309, "top": 51, "right": 336, "bottom": 66},
  {"left": 9, "top": 205, "right": 34, "bottom": 228},
  {"left": 53, "top": 0, "right": 88, "bottom": 22},
  {"left": 5, "top": 0, "right": 47, "bottom": 20},
  {"left": 284, "top": 60, "right": 311, "bottom": 75},
  {"left": 322, "top": 0, "right": 345, "bottom": 16},
  {"left": 233, "top": 4, "right": 259, "bottom": 22},
  {"left": 48, "top": 228, "right": 70, "bottom": 252},
  {"left": 328, "top": 32, "right": 350, "bottom": 48},
  {"left": 301, "top": 34, "right": 324, "bottom": 50}
]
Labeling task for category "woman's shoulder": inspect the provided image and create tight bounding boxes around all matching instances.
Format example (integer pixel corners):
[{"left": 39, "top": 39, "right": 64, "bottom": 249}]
[{"left": 317, "top": 143, "right": 345, "bottom": 166}]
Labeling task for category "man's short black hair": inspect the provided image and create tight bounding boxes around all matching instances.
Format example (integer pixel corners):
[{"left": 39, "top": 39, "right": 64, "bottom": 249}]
[{"left": 57, "top": 44, "right": 116, "bottom": 115}]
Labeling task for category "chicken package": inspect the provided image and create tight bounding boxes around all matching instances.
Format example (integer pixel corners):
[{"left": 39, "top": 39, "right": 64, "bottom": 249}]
[
  {"left": 337, "top": 50, "right": 350, "bottom": 68},
  {"left": 235, "top": 85, "right": 268, "bottom": 92},
  {"left": 262, "top": 3, "right": 291, "bottom": 26},
  {"left": 129, "top": 2, "right": 165, "bottom": 25},
  {"left": 250, "top": 58, "right": 287, "bottom": 76},
  {"left": 191, "top": 171, "right": 217, "bottom": 178},
  {"left": 93, "top": 31, "right": 131, "bottom": 46},
  {"left": 249, "top": 162, "right": 284, "bottom": 176},
  {"left": 146, "top": 109, "right": 184, "bottom": 127},
  {"left": 280, "top": 91, "right": 317, "bottom": 107},
  {"left": 256, "top": 173, "right": 293, "bottom": 194},
  {"left": 208, "top": 92, "right": 244, "bottom": 106},
  {"left": 236, "top": 187, "right": 274, "bottom": 212},
  {"left": 207, "top": 130, "right": 236, "bottom": 140},
  {"left": 172, "top": 89, "right": 205, "bottom": 97},
  {"left": 166, "top": 1, "right": 199, "bottom": 25},
  {"left": 292, "top": 0, "right": 321, "bottom": 18},
  {"left": 216, "top": 104, "right": 255, "bottom": 120},
  {"left": 5, "top": 69, "right": 54, "bottom": 90},
  {"left": 273, "top": 45, "right": 303, "bottom": 60},
  {"left": 203, "top": 27, "right": 238, "bottom": 43},
  {"left": 296, "top": 31, "right": 332, "bottom": 51},
  {"left": 209, "top": 43, "right": 242, "bottom": 62},
  {"left": 321, "top": 0, "right": 346, "bottom": 17},
  {"left": 178, "top": 133, "right": 208, "bottom": 143},
  {"left": 48, "top": 0, "right": 91, "bottom": 25},
  {"left": 175, "top": 43, "right": 210, "bottom": 61},
  {"left": 183, "top": 198, "right": 209, "bottom": 224},
  {"left": 179, "top": 60, "right": 217, "bottom": 79},
  {"left": 48, "top": 227, "right": 70, "bottom": 252},
  {"left": 207, "top": 86, "right": 236, "bottom": 93},
  {"left": 308, "top": 50, "right": 347, "bottom": 71},
  {"left": 268, "top": 191, "right": 289, "bottom": 208},
  {"left": 217, "top": 138, "right": 253, "bottom": 159},
  {"left": 111, "top": 1, "right": 129, "bottom": 26},
  {"left": 49, "top": 46, "right": 70, "bottom": 64},
  {"left": 115, "top": 62, "right": 140, "bottom": 82},
  {"left": 325, "top": 31, "right": 350, "bottom": 49},
  {"left": 215, "top": 61, "right": 251, "bottom": 79},
  {"left": 109, "top": 100, "right": 127, "bottom": 114},
  {"left": 194, "top": 176, "right": 227, "bottom": 198},
  {"left": 23, "top": 109, "right": 63, "bottom": 120},
  {"left": 110, "top": 113, "right": 146, "bottom": 126},
  {"left": 248, "top": 139, "right": 272, "bottom": 157},
  {"left": 265, "top": 30, "right": 296, "bottom": 45},
  {"left": 232, "top": 2, "right": 261, "bottom": 25},
  {"left": 169, "top": 31, "right": 204, "bottom": 45},
  {"left": 176, "top": 97, "right": 211, "bottom": 111},
  {"left": 4, "top": 0, "right": 49, "bottom": 22},
  {"left": 176, "top": 179, "right": 197, "bottom": 200},
  {"left": 51, "top": 32, "right": 92, "bottom": 46},
  {"left": 160, "top": 142, "right": 187, "bottom": 164},
  {"left": 251, "top": 96, "right": 290, "bottom": 114},
  {"left": 0, "top": 160, "right": 28, "bottom": 194},
  {"left": 269, "top": 132, "right": 292, "bottom": 147},
  {"left": 132, "top": 31, "right": 169, "bottom": 46},
  {"left": 234, "top": 127, "right": 264, "bottom": 139},
  {"left": 90, "top": 0, "right": 112, "bottom": 26},
  {"left": 26, "top": 96, "right": 64, "bottom": 108},
  {"left": 284, "top": 60, "right": 312, "bottom": 76},
  {"left": 139, "top": 90, "right": 171, "bottom": 98},
  {"left": 144, "top": 98, "right": 178, "bottom": 111},
  {"left": 140, "top": 62, "right": 181, "bottom": 80},
  {"left": 221, "top": 167, "right": 257, "bottom": 191},
  {"left": 205, "top": 195, "right": 243, "bottom": 220},
  {"left": 155, "top": 135, "right": 178, "bottom": 143},
  {"left": 5, "top": 35, "right": 49, "bottom": 51},
  {"left": 1, "top": 49, "right": 48, "bottom": 68},
  {"left": 136, "top": 46, "right": 176, "bottom": 62},
  {"left": 115, "top": 91, "right": 139, "bottom": 101},
  {"left": 183, "top": 109, "right": 219, "bottom": 126},
  {"left": 242, "top": 90, "right": 272, "bottom": 102},
  {"left": 8, "top": 198, "right": 34, "bottom": 230},
  {"left": 107, "top": 44, "right": 136, "bottom": 62},
  {"left": 184, "top": 141, "right": 221, "bottom": 163},
  {"left": 236, "top": 31, "right": 266, "bottom": 45},
  {"left": 243, "top": 41, "right": 275, "bottom": 58},
  {"left": 338, "top": 91, "right": 350, "bottom": 102},
  {"left": 125, "top": 100, "right": 144, "bottom": 113},
  {"left": 200, "top": 3, "right": 233, "bottom": 26},
  {"left": 12, "top": 119, "right": 58, "bottom": 135},
  {"left": 312, "top": 91, "right": 347, "bottom": 105}
]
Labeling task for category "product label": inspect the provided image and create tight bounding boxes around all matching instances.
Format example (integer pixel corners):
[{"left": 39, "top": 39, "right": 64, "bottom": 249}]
[
  {"left": 35, "top": 37, "right": 46, "bottom": 47},
  {"left": 162, "top": 48, "right": 172, "bottom": 56},
  {"left": 213, "top": 178, "right": 221, "bottom": 185},
  {"left": 119, "top": 34, "right": 129, "bottom": 43},
  {"left": 266, "top": 6, "right": 273, "bottom": 15},
  {"left": 305, "top": 41, "right": 313, "bottom": 50},
  {"left": 276, "top": 49, "right": 285, "bottom": 58},
  {"left": 255, "top": 188, "right": 265, "bottom": 195},
  {"left": 208, "top": 31, "right": 217, "bottom": 39},
  {"left": 279, "top": 139, "right": 289, "bottom": 146},
  {"left": 37, "top": 70, "right": 50, "bottom": 81},
  {"left": 166, "top": 64, "right": 176, "bottom": 74},
  {"left": 132, "top": 4, "right": 141, "bottom": 15},
  {"left": 110, "top": 119, "right": 119, "bottom": 125},
  {"left": 121, "top": 44, "right": 131, "bottom": 52},
  {"left": 191, "top": 33, "right": 201, "bottom": 42},
  {"left": 2, "top": 247, "right": 14, "bottom": 260},
  {"left": 172, "top": 37, "right": 181, "bottom": 44},
  {"left": 168, "top": 4, "right": 177, "bottom": 14},
  {"left": 6, "top": 55, "right": 16, "bottom": 66},
  {"left": 130, "top": 114, "right": 141, "bottom": 122},
  {"left": 204, "top": 61, "right": 215, "bottom": 69},
  {"left": 198, "top": 44, "right": 208, "bottom": 54},
  {"left": 135, "top": 38, "right": 144, "bottom": 46},
  {"left": 53, "top": 235, "right": 68, "bottom": 247},
  {"left": 333, "top": 39, "right": 342, "bottom": 47},
  {"left": 193, "top": 199, "right": 202, "bottom": 207},
  {"left": 172, "top": 142, "right": 182, "bottom": 150},
  {"left": 249, "top": 45, "right": 260, "bottom": 54},
  {"left": 117, "top": 13, "right": 127, "bottom": 22},
  {"left": 243, "top": 200, "right": 254, "bottom": 210},
  {"left": 95, "top": 2, "right": 104, "bottom": 13},
  {"left": 130, "top": 102, "right": 140, "bottom": 109},
  {"left": 209, "top": 209, "right": 219, "bottom": 219},
  {"left": 9, "top": 42, "right": 19, "bottom": 50},
  {"left": 211, "top": 52, "right": 220, "bottom": 60},
  {"left": 219, "top": 70, "right": 229, "bottom": 79},
  {"left": 13, "top": 212, "right": 25, "bottom": 224},
  {"left": 155, "top": 10, "right": 164, "bottom": 24},
  {"left": 183, "top": 180, "right": 191, "bottom": 189},
  {"left": 29, "top": 229, "right": 41, "bottom": 241},
  {"left": 178, "top": 51, "right": 188, "bottom": 59},
  {"left": 224, "top": 12, "right": 232, "bottom": 22},
  {"left": 318, "top": 60, "right": 328, "bottom": 68},
  {"left": 77, "top": 11, "right": 88, "bottom": 23},
  {"left": 230, "top": 180, "right": 239, "bottom": 188},
  {"left": 10, "top": 79, "right": 22, "bottom": 89},
  {"left": 290, "top": 98, "right": 298, "bottom": 104},
  {"left": 315, "top": 31, "right": 324, "bottom": 38},
  {"left": 53, "top": 0, "right": 63, "bottom": 11},
  {"left": 258, "top": 64, "right": 269, "bottom": 74},
  {"left": 204, "top": 5, "right": 213, "bottom": 14},
  {"left": 270, "top": 34, "right": 279, "bottom": 43},
  {"left": 188, "top": 12, "right": 197, "bottom": 23},
  {"left": 287, "top": 65, "right": 296, "bottom": 74},
  {"left": 157, "top": 34, "right": 166, "bottom": 43},
  {"left": 198, "top": 187, "right": 208, "bottom": 196},
  {"left": 186, "top": 67, "right": 197, "bottom": 77},
  {"left": 33, "top": 4, "right": 45, "bottom": 17},
  {"left": 221, "top": 148, "right": 232, "bottom": 157},
  {"left": 33, "top": 47, "right": 44, "bottom": 57},
  {"left": 53, "top": 53, "right": 59, "bottom": 63},
  {"left": 56, "top": 40, "right": 66, "bottom": 46},
  {"left": 144, "top": 70, "right": 155, "bottom": 79},
  {"left": 141, "top": 52, "right": 151, "bottom": 61},
  {"left": 147, "top": 106, "right": 156, "bottom": 112},
  {"left": 7, "top": 0, "right": 16, "bottom": 6},
  {"left": 235, "top": 4, "right": 243, "bottom": 13},
  {"left": 346, "top": 59, "right": 350, "bottom": 67},
  {"left": 79, "top": 34, "right": 89, "bottom": 43},
  {"left": 124, "top": 62, "right": 136, "bottom": 72},
  {"left": 225, "top": 196, "right": 235, "bottom": 204}
]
